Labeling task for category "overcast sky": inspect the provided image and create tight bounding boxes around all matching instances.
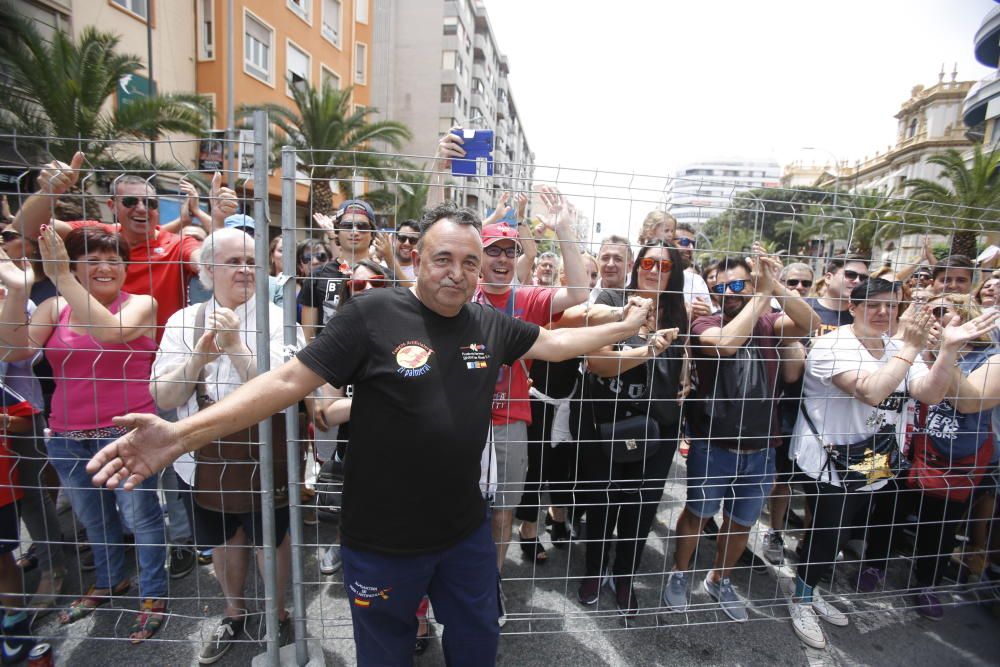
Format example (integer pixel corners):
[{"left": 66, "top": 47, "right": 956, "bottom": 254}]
[{"left": 487, "top": 0, "right": 994, "bottom": 175}]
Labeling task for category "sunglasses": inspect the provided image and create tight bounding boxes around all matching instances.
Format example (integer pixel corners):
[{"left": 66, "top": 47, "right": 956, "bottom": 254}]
[
  {"left": 843, "top": 269, "right": 869, "bottom": 281},
  {"left": 397, "top": 234, "right": 420, "bottom": 245},
  {"left": 914, "top": 273, "right": 932, "bottom": 281},
  {"left": 302, "top": 252, "right": 328, "bottom": 263},
  {"left": 638, "top": 257, "right": 673, "bottom": 272},
  {"left": 0, "top": 230, "right": 21, "bottom": 243},
  {"left": 119, "top": 196, "right": 158, "bottom": 210},
  {"left": 676, "top": 237, "right": 695, "bottom": 248},
  {"left": 712, "top": 279, "right": 748, "bottom": 295},
  {"left": 484, "top": 245, "right": 519, "bottom": 258},
  {"left": 337, "top": 221, "right": 373, "bottom": 232},
  {"left": 349, "top": 277, "right": 387, "bottom": 291},
  {"left": 930, "top": 306, "right": 951, "bottom": 320},
  {"left": 785, "top": 279, "right": 813, "bottom": 288}
]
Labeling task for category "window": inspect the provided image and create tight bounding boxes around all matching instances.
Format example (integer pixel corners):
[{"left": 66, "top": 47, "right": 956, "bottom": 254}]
[
  {"left": 286, "top": 41, "right": 310, "bottom": 96},
  {"left": 244, "top": 11, "right": 273, "bottom": 84},
  {"left": 287, "top": 0, "right": 311, "bottom": 22},
  {"left": 908, "top": 118, "right": 918, "bottom": 138},
  {"left": 197, "top": 0, "right": 215, "bottom": 60},
  {"left": 322, "top": 0, "right": 342, "bottom": 47},
  {"left": 321, "top": 65, "right": 341, "bottom": 91},
  {"left": 354, "top": 41, "right": 367, "bottom": 84},
  {"left": 443, "top": 16, "right": 458, "bottom": 35},
  {"left": 112, "top": 0, "right": 148, "bottom": 20},
  {"left": 440, "top": 84, "right": 456, "bottom": 103},
  {"left": 355, "top": 0, "right": 368, "bottom": 24},
  {"left": 442, "top": 51, "right": 456, "bottom": 70}
]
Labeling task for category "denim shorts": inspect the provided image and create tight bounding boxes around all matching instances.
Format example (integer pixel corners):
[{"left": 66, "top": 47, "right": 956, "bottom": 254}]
[{"left": 685, "top": 440, "right": 776, "bottom": 527}]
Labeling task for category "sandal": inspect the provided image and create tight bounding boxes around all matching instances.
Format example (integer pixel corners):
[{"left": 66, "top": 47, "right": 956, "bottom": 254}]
[
  {"left": 29, "top": 567, "right": 66, "bottom": 619},
  {"left": 128, "top": 599, "right": 168, "bottom": 644},
  {"left": 58, "top": 579, "right": 131, "bottom": 625},
  {"left": 548, "top": 520, "right": 571, "bottom": 549},
  {"left": 518, "top": 532, "right": 548, "bottom": 564}
]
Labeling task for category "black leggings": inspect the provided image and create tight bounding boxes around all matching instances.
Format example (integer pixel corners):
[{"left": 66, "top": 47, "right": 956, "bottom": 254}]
[
  {"left": 797, "top": 480, "right": 900, "bottom": 588},
  {"left": 578, "top": 434, "right": 677, "bottom": 578},
  {"left": 515, "top": 399, "right": 579, "bottom": 522},
  {"left": 895, "top": 487, "right": 969, "bottom": 587}
]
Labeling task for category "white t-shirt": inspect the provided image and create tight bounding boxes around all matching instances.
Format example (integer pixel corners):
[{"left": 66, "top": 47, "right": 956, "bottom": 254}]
[
  {"left": 683, "top": 271, "right": 711, "bottom": 305},
  {"left": 790, "top": 325, "right": 928, "bottom": 490},
  {"left": 397, "top": 263, "right": 415, "bottom": 280}
]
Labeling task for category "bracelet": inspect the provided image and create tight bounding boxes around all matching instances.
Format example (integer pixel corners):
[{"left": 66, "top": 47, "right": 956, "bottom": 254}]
[{"left": 893, "top": 355, "right": 914, "bottom": 366}]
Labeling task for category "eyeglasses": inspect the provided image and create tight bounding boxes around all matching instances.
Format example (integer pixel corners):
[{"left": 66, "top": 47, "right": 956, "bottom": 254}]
[
  {"left": 712, "top": 279, "right": 748, "bottom": 295},
  {"left": 784, "top": 279, "right": 813, "bottom": 288},
  {"left": 843, "top": 269, "right": 869, "bottom": 281},
  {"left": 676, "top": 238, "right": 695, "bottom": 248},
  {"left": 349, "top": 277, "right": 387, "bottom": 291},
  {"left": 930, "top": 306, "right": 951, "bottom": 320},
  {"left": 484, "top": 245, "right": 519, "bottom": 258},
  {"left": 0, "top": 230, "right": 21, "bottom": 243},
  {"left": 119, "top": 196, "right": 158, "bottom": 210},
  {"left": 302, "top": 252, "right": 328, "bottom": 263},
  {"left": 914, "top": 273, "right": 932, "bottom": 281},
  {"left": 336, "top": 221, "right": 373, "bottom": 232},
  {"left": 638, "top": 257, "right": 673, "bottom": 272},
  {"left": 397, "top": 234, "right": 419, "bottom": 245}
]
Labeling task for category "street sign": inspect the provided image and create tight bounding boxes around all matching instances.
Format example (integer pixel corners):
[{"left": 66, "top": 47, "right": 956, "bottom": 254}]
[{"left": 117, "top": 73, "right": 156, "bottom": 109}]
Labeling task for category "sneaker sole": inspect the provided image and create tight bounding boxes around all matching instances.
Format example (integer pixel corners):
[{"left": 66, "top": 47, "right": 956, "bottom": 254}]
[
  {"left": 198, "top": 645, "right": 232, "bottom": 665},
  {"left": 320, "top": 564, "right": 342, "bottom": 575}
]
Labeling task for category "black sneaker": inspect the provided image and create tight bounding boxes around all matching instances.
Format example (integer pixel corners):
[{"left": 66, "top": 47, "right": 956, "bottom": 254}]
[
  {"left": 199, "top": 615, "right": 245, "bottom": 665},
  {"left": 614, "top": 578, "right": 639, "bottom": 618},
  {"left": 1, "top": 613, "right": 34, "bottom": 664},
  {"left": 169, "top": 545, "right": 197, "bottom": 579},
  {"left": 497, "top": 580, "right": 507, "bottom": 627},
  {"left": 738, "top": 548, "right": 768, "bottom": 573},
  {"left": 703, "top": 517, "right": 720, "bottom": 540},
  {"left": 578, "top": 577, "right": 601, "bottom": 606}
]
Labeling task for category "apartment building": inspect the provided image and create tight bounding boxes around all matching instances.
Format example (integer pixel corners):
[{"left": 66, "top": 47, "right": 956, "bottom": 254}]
[
  {"left": 668, "top": 159, "right": 781, "bottom": 228},
  {"left": 371, "top": 0, "right": 533, "bottom": 212}
]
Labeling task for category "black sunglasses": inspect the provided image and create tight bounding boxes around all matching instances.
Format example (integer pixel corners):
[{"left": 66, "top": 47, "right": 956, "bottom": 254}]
[
  {"left": 119, "top": 196, "right": 158, "bottom": 210},
  {"left": 711, "top": 279, "right": 747, "bottom": 295},
  {"left": 336, "top": 221, "right": 373, "bottom": 232},
  {"left": 0, "top": 230, "right": 21, "bottom": 243},
  {"left": 914, "top": 273, "right": 932, "bottom": 281},
  {"left": 397, "top": 234, "right": 420, "bottom": 245},
  {"left": 843, "top": 269, "right": 868, "bottom": 281},
  {"left": 930, "top": 306, "right": 950, "bottom": 320},
  {"left": 785, "top": 279, "right": 813, "bottom": 288},
  {"left": 302, "top": 252, "right": 329, "bottom": 263}
]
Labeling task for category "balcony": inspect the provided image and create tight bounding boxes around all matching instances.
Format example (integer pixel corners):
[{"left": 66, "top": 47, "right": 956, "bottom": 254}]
[
  {"left": 974, "top": 5, "right": 1000, "bottom": 67},
  {"left": 963, "top": 71, "right": 1000, "bottom": 128}
]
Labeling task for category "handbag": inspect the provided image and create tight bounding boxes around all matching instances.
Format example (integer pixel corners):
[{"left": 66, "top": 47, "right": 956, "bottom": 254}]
[
  {"left": 597, "top": 414, "right": 661, "bottom": 463},
  {"left": 190, "top": 302, "right": 293, "bottom": 513},
  {"left": 315, "top": 456, "right": 345, "bottom": 512},
  {"left": 800, "top": 407, "right": 901, "bottom": 491},
  {"left": 906, "top": 403, "right": 993, "bottom": 502}
]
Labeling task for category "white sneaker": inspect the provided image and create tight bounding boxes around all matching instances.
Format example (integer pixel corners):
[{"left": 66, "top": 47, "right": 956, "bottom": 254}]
[
  {"left": 789, "top": 599, "right": 826, "bottom": 649},
  {"left": 812, "top": 590, "right": 848, "bottom": 627}
]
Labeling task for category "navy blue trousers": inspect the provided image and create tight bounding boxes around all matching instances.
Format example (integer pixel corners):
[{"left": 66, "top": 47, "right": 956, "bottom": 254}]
[{"left": 341, "top": 518, "right": 500, "bottom": 666}]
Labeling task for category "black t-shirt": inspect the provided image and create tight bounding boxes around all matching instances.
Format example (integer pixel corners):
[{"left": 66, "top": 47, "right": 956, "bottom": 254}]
[
  {"left": 806, "top": 297, "right": 853, "bottom": 337},
  {"left": 296, "top": 287, "right": 540, "bottom": 555},
  {"left": 298, "top": 262, "right": 350, "bottom": 326}
]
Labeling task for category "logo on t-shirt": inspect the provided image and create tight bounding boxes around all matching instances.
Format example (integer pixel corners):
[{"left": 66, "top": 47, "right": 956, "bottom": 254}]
[
  {"left": 393, "top": 340, "right": 433, "bottom": 377},
  {"left": 460, "top": 342, "right": 490, "bottom": 369},
  {"left": 348, "top": 580, "right": 393, "bottom": 607}
]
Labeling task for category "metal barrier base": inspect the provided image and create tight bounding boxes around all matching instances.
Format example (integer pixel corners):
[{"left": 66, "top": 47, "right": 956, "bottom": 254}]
[{"left": 251, "top": 638, "right": 327, "bottom": 667}]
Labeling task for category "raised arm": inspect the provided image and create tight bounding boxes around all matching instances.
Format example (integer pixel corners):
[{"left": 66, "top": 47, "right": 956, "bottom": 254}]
[
  {"left": 539, "top": 188, "right": 588, "bottom": 312},
  {"left": 88, "top": 357, "right": 328, "bottom": 490},
  {"left": 14, "top": 151, "right": 84, "bottom": 240},
  {"left": 427, "top": 129, "right": 465, "bottom": 208},
  {"left": 0, "top": 252, "right": 53, "bottom": 361},
  {"left": 585, "top": 327, "right": 678, "bottom": 377},
  {"left": 38, "top": 225, "right": 156, "bottom": 344}
]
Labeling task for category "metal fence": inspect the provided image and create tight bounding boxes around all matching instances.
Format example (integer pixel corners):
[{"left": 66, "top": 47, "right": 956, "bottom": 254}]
[{"left": 0, "top": 119, "right": 997, "bottom": 665}]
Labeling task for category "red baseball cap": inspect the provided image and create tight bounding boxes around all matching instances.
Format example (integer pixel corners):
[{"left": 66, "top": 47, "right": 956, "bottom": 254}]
[{"left": 482, "top": 223, "right": 521, "bottom": 250}]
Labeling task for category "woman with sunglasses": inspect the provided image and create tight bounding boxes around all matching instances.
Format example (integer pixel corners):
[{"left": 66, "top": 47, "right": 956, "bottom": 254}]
[
  {"left": 0, "top": 226, "right": 169, "bottom": 643},
  {"left": 786, "top": 278, "right": 997, "bottom": 650},
  {"left": 897, "top": 294, "right": 1000, "bottom": 620},
  {"left": 574, "top": 241, "right": 686, "bottom": 617}
]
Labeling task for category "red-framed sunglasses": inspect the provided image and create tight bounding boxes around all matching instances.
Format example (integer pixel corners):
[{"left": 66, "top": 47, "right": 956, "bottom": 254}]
[
  {"left": 349, "top": 277, "right": 387, "bottom": 291},
  {"left": 638, "top": 257, "right": 673, "bottom": 272}
]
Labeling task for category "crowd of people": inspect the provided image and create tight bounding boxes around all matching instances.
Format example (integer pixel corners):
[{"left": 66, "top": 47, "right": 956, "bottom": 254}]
[{"left": 0, "top": 133, "right": 996, "bottom": 666}]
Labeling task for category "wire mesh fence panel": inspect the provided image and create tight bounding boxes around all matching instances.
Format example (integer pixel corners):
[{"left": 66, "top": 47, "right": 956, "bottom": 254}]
[{"left": 0, "top": 133, "right": 997, "bottom": 665}]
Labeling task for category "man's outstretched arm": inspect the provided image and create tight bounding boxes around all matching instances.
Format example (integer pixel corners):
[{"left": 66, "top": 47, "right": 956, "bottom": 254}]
[{"left": 87, "top": 357, "right": 327, "bottom": 490}]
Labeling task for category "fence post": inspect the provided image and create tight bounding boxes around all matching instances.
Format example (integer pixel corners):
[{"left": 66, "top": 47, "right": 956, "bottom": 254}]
[
  {"left": 251, "top": 109, "right": 281, "bottom": 665},
  {"left": 282, "top": 145, "right": 311, "bottom": 665}
]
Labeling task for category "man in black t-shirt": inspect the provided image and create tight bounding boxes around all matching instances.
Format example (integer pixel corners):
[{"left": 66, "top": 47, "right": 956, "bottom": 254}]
[
  {"left": 807, "top": 254, "right": 867, "bottom": 336},
  {"left": 86, "top": 201, "right": 651, "bottom": 666}
]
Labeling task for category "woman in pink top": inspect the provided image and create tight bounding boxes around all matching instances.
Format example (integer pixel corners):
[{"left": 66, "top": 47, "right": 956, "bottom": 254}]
[{"left": 0, "top": 225, "right": 167, "bottom": 643}]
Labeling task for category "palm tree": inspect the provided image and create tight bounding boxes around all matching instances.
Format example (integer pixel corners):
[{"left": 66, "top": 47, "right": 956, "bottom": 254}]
[
  {"left": 832, "top": 189, "right": 904, "bottom": 257},
  {"left": 905, "top": 145, "right": 1000, "bottom": 257},
  {"left": 0, "top": 4, "right": 210, "bottom": 165},
  {"left": 239, "top": 81, "right": 412, "bottom": 216}
]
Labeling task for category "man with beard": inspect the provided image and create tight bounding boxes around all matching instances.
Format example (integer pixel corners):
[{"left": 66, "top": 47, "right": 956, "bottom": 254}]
[
  {"left": 662, "top": 246, "right": 817, "bottom": 622},
  {"left": 533, "top": 251, "right": 560, "bottom": 287}
]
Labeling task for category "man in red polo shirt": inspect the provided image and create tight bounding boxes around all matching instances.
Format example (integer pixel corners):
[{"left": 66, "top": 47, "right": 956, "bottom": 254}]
[{"left": 14, "top": 151, "right": 238, "bottom": 337}]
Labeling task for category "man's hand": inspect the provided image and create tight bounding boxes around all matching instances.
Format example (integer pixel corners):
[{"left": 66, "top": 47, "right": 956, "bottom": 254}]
[
  {"left": 646, "top": 327, "right": 680, "bottom": 356},
  {"left": 37, "top": 151, "right": 85, "bottom": 196},
  {"left": 178, "top": 179, "right": 201, "bottom": 224},
  {"left": 515, "top": 192, "right": 529, "bottom": 221},
  {"left": 622, "top": 296, "right": 653, "bottom": 332},
  {"left": 209, "top": 307, "right": 242, "bottom": 353},
  {"left": 313, "top": 212, "right": 335, "bottom": 234},
  {"left": 87, "top": 413, "right": 187, "bottom": 490},
  {"left": 210, "top": 172, "right": 239, "bottom": 226},
  {"left": 482, "top": 192, "right": 513, "bottom": 227},
  {"left": 435, "top": 127, "right": 466, "bottom": 171},
  {"left": 749, "top": 244, "right": 782, "bottom": 296},
  {"left": 690, "top": 297, "right": 712, "bottom": 318}
]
